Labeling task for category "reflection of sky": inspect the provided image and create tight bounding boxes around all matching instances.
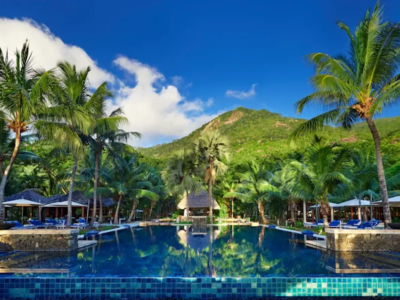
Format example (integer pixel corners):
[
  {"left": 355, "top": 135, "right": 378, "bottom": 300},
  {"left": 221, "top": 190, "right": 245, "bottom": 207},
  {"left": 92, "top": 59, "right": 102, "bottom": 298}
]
[{"left": 1, "top": 226, "right": 400, "bottom": 278}]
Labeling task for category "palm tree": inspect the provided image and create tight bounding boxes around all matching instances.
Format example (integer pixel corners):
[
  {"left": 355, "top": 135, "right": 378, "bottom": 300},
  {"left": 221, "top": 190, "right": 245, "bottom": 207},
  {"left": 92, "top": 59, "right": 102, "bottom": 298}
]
[
  {"left": 0, "top": 42, "right": 52, "bottom": 221},
  {"left": 101, "top": 155, "right": 159, "bottom": 224},
  {"left": 224, "top": 161, "right": 278, "bottom": 224},
  {"left": 290, "top": 137, "right": 354, "bottom": 227},
  {"left": 292, "top": 3, "right": 400, "bottom": 226},
  {"left": 162, "top": 150, "right": 201, "bottom": 221},
  {"left": 196, "top": 132, "right": 229, "bottom": 224},
  {"left": 215, "top": 177, "right": 238, "bottom": 218},
  {"left": 83, "top": 107, "right": 140, "bottom": 226},
  {"left": 36, "top": 62, "right": 108, "bottom": 227}
]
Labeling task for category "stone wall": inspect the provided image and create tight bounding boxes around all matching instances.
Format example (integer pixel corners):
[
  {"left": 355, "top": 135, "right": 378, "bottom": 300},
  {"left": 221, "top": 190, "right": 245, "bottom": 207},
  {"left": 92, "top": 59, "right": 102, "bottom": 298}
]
[
  {"left": 326, "top": 229, "right": 400, "bottom": 252},
  {"left": 0, "top": 229, "right": 79, "bottom": 252}
]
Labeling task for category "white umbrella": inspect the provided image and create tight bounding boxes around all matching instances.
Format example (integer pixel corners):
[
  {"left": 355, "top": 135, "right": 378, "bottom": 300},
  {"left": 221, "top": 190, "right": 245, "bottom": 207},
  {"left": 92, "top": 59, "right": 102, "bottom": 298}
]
[
  {"left": 336, "top": 199, "right": 371, "bottom": 207},
  {"left": 309, "top": 202, "right": 339, "bottom": 208},
  {"left": 373, "top": 196, "right": 400, "bottom": 207},
  {"left": 3, "top": 199, "right": 44, "bottom": 223},
  {"left": 44, "top": 201, "right": 86, "bottom": 207}
]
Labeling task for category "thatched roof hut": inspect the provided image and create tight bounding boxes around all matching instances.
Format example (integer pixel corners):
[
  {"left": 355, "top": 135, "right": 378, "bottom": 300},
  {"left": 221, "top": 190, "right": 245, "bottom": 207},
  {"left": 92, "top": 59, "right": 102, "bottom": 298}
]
[
  {"left": 177, "top": 190, "right": 220, "bottom": 210},
  {"left": 6, "top": 189, "right": 49, "bottom": 204}
]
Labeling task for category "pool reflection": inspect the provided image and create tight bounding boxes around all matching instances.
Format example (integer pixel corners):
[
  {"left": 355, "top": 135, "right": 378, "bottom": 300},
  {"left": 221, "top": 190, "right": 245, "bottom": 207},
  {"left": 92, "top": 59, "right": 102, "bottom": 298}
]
[{"left": 1, "top": 226, "right": 400, "bottom": 277}]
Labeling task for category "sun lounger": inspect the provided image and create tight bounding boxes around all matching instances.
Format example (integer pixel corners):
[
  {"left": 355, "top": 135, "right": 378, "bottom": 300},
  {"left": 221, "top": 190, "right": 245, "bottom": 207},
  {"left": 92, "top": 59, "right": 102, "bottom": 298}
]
[
  {"left": 6, "top": 221, "right": 35, "bottom": 229},
  {"left": 328, "top": 220, "right": 341, "bottom": 228},
  {"left": 46, "top": 219, "right": 65, "bottom": 229},
  {"left": 345, "top": 219, "right": 361, "bottom": 226},
  {"left": 77, "top": 218, "right": 90, "bottom": 228},
  {"left": 28, "top": 219, "right": 51, "bottom": 228},
  {"left": 358, "top": 220, "right": 381, "bottom": 229}
]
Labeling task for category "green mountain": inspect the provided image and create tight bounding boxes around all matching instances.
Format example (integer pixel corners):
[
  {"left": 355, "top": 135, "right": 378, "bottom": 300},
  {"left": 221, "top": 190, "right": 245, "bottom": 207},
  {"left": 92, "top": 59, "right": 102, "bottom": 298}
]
[{"left": 138, "top": 107, "right": 400, "bottom": 164}]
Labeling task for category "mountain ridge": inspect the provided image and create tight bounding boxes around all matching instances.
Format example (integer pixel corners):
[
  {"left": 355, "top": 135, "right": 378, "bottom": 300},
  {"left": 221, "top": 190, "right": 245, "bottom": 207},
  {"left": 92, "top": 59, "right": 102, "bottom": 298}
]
[{"left": 138, "top": 107, "right": 400, "bottom": 164}]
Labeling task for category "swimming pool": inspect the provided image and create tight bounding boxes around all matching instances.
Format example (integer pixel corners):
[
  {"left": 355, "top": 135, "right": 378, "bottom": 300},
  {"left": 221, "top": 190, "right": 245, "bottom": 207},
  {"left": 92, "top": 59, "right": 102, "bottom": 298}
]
[{"left": 1, "top": 226, "right": 400, "bottom": 298}]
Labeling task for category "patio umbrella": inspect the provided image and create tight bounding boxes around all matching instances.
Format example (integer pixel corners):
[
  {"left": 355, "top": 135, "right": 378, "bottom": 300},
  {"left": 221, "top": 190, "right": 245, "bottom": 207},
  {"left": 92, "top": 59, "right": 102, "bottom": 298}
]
[
  {"left": 3, "top": 199, "right": 44, "bottom": 223},
  {"left": 44, "top": 201, "right": 86, "bottom": 207},
  {"left": 336, "top": 199, "right": 371, "bottom": 207},
  {"left": 309, "top": 202, "right": 339, "bottom": 208},
  {"left": 373, "top": 196, "right": 400, "bottom": 207}
]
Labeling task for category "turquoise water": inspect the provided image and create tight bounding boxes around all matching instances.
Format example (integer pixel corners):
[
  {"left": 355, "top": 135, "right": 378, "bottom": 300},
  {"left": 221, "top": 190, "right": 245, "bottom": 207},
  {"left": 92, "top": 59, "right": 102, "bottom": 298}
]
[{"left": 1, "top": 226, "right": 400, "bottom": 277}]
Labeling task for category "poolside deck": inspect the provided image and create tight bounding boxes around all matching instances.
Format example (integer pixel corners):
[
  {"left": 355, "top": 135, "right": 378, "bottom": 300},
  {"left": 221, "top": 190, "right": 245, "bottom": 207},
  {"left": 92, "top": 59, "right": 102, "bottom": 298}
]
[{"left": 305, "top": 239, "right": 327, "bottom": 250}]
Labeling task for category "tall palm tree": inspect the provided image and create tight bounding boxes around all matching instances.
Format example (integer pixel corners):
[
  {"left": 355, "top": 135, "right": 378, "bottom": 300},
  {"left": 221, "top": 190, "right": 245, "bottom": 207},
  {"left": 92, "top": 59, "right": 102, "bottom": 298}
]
[
  {"left": 162, "top": 150, "right": 201, "bottom": 221},
  {"left": 83, "top": 107, "right": 140, "bottom": 226},
  {"left": 36, "top": 62, "right": 108, "bottom": 227},
  {"left": 0, "top": 42, "right": 52, "bottom": 221},
  {"left": 196, "top": 132, "right": 229, "bottom": 224},
  {"left": 290, "top": 137, "right": 354, "bottom": 227},
  {"left": 292, "top": 3, "right": 400, "bottom": 226},
  {"left": 215, "top": 177, "right": 238, "bottom": 218},
  {"left": 225, "top": 161, "right": 278, "bottom": 224}
]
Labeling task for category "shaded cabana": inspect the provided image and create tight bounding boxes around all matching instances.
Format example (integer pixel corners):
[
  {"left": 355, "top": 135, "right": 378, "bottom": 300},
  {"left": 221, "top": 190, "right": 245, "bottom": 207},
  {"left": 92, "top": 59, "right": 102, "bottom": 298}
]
[
  {"left": 336, "top": 199, "right": 371, "bottom": 221},
  {"left": 3, "top": 199, "right": 44, "bottom": 223},
  {"left": 177, "top": 190, "right": 220, "bottom": 218},
  {"left": 5, "top": 189, "right": 49, "bottom": 220}
]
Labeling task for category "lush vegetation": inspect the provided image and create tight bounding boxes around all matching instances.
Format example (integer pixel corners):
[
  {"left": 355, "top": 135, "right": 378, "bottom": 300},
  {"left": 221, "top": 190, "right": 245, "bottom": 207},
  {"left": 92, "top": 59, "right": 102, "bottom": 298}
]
[{"left": 1, "top": 2, "right": 400, "bottom": 228}]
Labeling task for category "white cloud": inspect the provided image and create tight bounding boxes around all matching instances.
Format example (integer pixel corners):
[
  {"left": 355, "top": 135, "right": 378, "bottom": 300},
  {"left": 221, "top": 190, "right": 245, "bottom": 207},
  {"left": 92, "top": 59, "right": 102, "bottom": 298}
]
[
  {"left": 0, "top": 18, "right": 221, "bottom": 147},
  {"left": 0, "top": 18, "right": 114, "bottom": 87},
  {"left": 226, "top": 83, "right": 257, "bottom": 99},
  {"left": 109, "top": 56, "right": 220, "bottom": 146},
  {"left": 171, "top": 75, "right": 184, "bottom": 86},
  {"left": 205, "top": 97, "right": 214, "bottom": 107}
]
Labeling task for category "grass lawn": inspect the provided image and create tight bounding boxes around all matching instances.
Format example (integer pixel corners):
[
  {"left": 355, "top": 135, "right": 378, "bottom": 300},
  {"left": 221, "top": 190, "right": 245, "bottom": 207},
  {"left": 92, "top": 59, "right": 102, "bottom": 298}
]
[
  {"left": 79, "top": 226, "right": 119, "bottom": 235},
  {"left": 284, "top": 225, "right": 326, "bottom": 236}
]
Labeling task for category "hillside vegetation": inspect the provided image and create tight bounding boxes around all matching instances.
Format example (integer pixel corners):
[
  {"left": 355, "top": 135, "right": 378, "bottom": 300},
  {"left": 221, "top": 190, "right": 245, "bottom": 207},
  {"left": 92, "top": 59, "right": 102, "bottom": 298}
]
[{"left": 138, "top": 107, "right": 400, "bottom": 165}]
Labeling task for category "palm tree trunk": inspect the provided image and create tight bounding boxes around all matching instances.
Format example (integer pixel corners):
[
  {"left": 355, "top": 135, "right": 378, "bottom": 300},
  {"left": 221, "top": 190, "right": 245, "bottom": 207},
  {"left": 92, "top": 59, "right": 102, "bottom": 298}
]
[
  {"left": 148, "top": 201, "right": 155, "bottom": 221},
  {"left": 67, "top": 156, "right": 79, "bottom": 227},
  {"left": 0, "top": 159, "right": 4, "bottom": 177},
  {"left": 127, "top": 200, "right": 137, "bottom": 222},
  {"left": 366, "top": 117, "right": 391, "bottom": 227},
  {"left": 208, "top": 179, "right": 213, "bottom": 224},
  {"left": 0, "top": 129, "right": 21, "bottom": 223},
  {"left": 98, "top": 195, "right": 103, "bottom": 223},
  {"left": 320, "top": 200, "right": 330, "bottom": 228},
  {"left": 257, "top": 201, "right": 268, "bottom": 224},
  {"left": 90, "top": 151, "right": 99, "bottom": 227},
  {"left": 186, "top": 190, "right": 190, "bottom": 222},
  {"left": 114, "top": 194, "right": 123, "bottom": 224},
  {"left": 231, "top": 198, "right": 234, "bottom": 218}
]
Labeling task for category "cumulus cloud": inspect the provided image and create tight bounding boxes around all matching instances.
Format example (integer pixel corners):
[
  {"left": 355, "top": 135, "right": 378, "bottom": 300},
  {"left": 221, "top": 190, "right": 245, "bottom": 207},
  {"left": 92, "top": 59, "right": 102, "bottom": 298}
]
[
  {"left": 0, "top": 18, "right": 114, "bottom": 87},
  {"left": 226, "top": 83, "right": 257, "bottom": 99},
  {"left": 109, "top": 56, "right": 220, "bottom": 146},
  {"left": 0, "top": 18, "right": 221, "bottom": 147}
]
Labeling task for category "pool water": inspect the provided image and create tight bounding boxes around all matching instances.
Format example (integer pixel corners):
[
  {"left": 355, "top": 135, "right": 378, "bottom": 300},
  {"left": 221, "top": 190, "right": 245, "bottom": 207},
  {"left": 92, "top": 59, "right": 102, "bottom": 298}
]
[{"left": 2, "top": 226, "right": 400, "bottom": 277}]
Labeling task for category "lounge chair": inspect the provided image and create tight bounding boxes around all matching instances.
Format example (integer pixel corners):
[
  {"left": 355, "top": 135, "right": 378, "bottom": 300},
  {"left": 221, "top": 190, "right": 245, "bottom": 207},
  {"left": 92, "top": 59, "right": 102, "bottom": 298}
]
[
  {"left": 328, "top": 220, "right": 341, "bottom": 228},
  {"left": 28, "top": 219, "right": 50, "bottom": 229},
  {"left": 45, "top": 219, "right": 65, "bottom": 229},
  {"left": 6, "top": 221, "right": 35, "bottom": 229},
  {"left": 345, "top": 219, "right": 361, "bottom": 226},
  {"left": 302, "top": 230, "right": 314, "bottom": 237},
  {"left": 238, "top": 218, "right": 249, "bottom": 224},
  {"left": 77, "top": 218, "right": 90, "bottom": 228},
  {"left": 357, "top": 220, "right": 380, "bottom": 229}
]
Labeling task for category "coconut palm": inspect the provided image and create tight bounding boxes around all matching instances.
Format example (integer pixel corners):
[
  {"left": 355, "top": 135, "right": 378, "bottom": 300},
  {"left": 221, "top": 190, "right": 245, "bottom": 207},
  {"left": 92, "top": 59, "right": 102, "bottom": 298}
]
[
  {"left": 101, "top": 155, "right": 159, "bottom": 224},
  {"left": 196, "top": 132, "right": 229, "bottom": 224},
  {"left": 35, "top": 62, "right": 108, "bottom": 227},
  {"left": 292, "top": 3, "right": 400, "bottom": 226},
  {"left": 83, "top": 107, "right": 140, "bottom": 226},
  {"left": 162, "top": 150, "right": 201, "bottom": 221},
  {"left": 0, "top": 42, "right": 53, "bottom": 221},
  {"left": 290, "top": 137, "right": 354, "bottom": 227},
  {"left": 224, "top": 161, "right": 278, "bottom": 224},
  {"left": 215, "top": 178, "right": 238, "bottom": 218}
]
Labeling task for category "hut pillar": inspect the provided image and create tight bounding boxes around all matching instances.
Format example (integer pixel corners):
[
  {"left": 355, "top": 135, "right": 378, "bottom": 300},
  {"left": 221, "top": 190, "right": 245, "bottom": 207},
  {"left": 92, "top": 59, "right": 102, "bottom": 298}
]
[
  {"left": 357, "top": 207, "right": 361, "bottom": 220},
  {"left": 303, "top": 200, "right": 306, "bottom": 223},
  {"left": 330, "top": 207, "right": 334, "bottom": 221}
]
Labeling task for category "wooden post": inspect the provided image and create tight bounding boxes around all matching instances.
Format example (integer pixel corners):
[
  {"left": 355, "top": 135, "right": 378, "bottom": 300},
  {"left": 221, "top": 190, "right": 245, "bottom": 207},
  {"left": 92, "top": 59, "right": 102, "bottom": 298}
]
[
  {"left": 82, "top": 207, "right": 85, "bottom": 218},
  {"left": 351, "top": 207, "right": 353, "bottom": 219},
  {"left": 357, "top": 207, "right": 361, "bottom": 220},
  {"left": 330, "top": 207, "right": 334, "bottom": 221},
  {"left": 303, "top": 200, "right": 306, "bottom": 223},
  {"left": 30, "top": 207, "right": 33, "bottom": 218},
  {"left": 311, "top": 208, "right": 314, "bottom": 222},
  {"left": 56, "top": 207, "right": 59, "bottom": 218}
]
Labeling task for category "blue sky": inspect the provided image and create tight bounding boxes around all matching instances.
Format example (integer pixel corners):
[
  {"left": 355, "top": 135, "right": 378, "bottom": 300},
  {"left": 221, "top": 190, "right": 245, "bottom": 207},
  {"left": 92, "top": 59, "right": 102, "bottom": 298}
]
[{"left": 1, "top": 0, "right": 400, "bottom": 146}]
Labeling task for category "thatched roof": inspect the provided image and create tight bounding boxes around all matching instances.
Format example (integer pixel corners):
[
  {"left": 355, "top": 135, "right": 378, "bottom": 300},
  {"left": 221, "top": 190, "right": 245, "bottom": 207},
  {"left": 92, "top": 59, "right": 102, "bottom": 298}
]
[
  {"left": 177, "top": 190, "right": 220, "bottom": 210},
  {"left": 6, "top": 189, "right": 49, "bottom": 204}
]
